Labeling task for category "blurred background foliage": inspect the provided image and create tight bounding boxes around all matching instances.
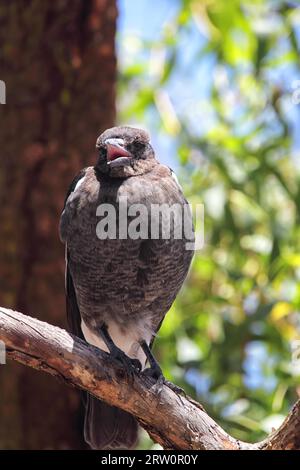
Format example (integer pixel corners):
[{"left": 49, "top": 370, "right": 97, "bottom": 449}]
[{"left": 118, "top": 0, "right": 300, "bottom": 447}]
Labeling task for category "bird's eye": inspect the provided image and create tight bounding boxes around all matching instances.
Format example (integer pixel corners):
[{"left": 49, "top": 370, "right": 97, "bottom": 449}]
[{"left": 133, "top": 142, "right": 146, "bottom": 151}]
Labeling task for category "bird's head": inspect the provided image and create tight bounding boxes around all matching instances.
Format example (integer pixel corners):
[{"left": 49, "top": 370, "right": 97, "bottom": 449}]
[{"left": 95, "top": 126, "right": 157, "bottom": 177}]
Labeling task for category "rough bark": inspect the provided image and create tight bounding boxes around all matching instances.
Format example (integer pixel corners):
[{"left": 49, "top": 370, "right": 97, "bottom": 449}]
[
  {"left": 0, "top": 0, "right": 117, "bottom": 449},
  {"left": 0, "top": 307, "right": 299, "bottom": 451}
]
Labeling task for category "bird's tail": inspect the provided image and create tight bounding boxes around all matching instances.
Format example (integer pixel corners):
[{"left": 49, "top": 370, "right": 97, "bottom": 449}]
[{"left": 84, "top": 393, "right": 138, "bottom": 450}]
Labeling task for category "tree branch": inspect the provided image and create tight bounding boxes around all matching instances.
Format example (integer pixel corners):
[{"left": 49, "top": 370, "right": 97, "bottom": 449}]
[{"left": 0, "top": 307, "right": 299, "bottom": 450}]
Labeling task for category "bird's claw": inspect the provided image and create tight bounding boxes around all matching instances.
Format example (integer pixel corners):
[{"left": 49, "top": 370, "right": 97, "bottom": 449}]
[
  {"left": 164, "top": 380, "right": 187, "bottom": 397},
  {"left": 141, "top": 367, "right": 186, "bottom": 403},
  {"left": 141, "top": 364, "right": 164, "bottom": 394},
  {"left": 164, "top": 380, "right": 187, "bottom": 404},
  {"left": 142, "top": 363, "right": 163, "bottom": 381},
  {"left": 130, "top": 357, "right": 143, "bottom": 373},
  {"left": 112, "top": 348, "right": 142, "bottom": 380}
]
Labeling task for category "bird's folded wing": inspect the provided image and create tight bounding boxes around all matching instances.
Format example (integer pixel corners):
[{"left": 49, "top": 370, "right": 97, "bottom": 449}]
[{"left": 60, "top": 168, "right": 89, "bottom": 338}]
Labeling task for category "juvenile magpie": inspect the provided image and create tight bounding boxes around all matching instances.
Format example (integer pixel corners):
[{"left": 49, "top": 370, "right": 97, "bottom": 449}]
[{"left": 59, "top": 126, "right": 194, "bottom": 449}]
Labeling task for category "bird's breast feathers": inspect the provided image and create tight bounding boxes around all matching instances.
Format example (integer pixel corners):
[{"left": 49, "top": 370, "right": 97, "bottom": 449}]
[{"left": 60, "top": 163, "right": 189, "bottom": 240}]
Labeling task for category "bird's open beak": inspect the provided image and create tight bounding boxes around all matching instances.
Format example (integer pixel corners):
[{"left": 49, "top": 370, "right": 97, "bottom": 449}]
[{"left": 105, "top": 138, "right": 132, "bottom": 163}]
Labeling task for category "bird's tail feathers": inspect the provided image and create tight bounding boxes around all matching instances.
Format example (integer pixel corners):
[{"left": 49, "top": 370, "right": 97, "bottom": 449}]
[{"left": 84, "top": 393, "right": 138, "bottom": 450}]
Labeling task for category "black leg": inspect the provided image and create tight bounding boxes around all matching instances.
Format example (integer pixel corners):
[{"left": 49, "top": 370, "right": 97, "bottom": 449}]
[
  {"left": 140, "top": 340, "right": 163, "bottom": 380},
  {"left": 99, "top": 323, "right": 142, "bottom": 376},
  {"left": 140, "top": 340, "right": 187, "bottom": 398}
]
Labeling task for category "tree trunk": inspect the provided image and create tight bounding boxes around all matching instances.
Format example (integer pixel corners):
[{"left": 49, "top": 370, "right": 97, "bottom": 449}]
[{"left": 0, "top": 0, "right": 117, "bottom": 449}]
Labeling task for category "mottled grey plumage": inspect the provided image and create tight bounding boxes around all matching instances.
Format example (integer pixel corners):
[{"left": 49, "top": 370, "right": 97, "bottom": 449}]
[{"left": 60, "top": 126, "right": 194, "bottom": 449}]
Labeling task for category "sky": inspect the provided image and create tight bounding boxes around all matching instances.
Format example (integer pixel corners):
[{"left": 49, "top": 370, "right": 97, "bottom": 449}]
[{"left": 118, "top": 0, "right": 178, "bottom": 40}]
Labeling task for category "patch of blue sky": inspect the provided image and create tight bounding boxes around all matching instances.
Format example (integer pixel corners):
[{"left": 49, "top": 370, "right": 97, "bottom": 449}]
[
  {"left": 185, "top": 368, "right": 211, "bottom": 396},
  {"left": 117, "top": 0, "right": 179, "bottom": 42},
  {"left": 243, "top": 341, "right": 278, "bottom": 391}
]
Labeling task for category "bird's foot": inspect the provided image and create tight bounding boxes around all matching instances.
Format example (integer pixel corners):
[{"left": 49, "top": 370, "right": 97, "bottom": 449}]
[
  {"left": 99, "top": 323, "right": 141, "bottom": 380},
  {"left": 141, "top": 363, "right": 165, "bottom": 394},
  {"left": 142, "top": 362, "right": 163, "bottom": 380},
  {"left": 141, "top": 366, "right": 186, "bottom": 402},
  {"left": 112, "top": 348, "right": 142, "bottom": 380},
  {"left": 164, "top": 381, "right": 187, "bottom": 397},
  {"left": 164, "top": 381, "right": 187, "bottom": 404}
]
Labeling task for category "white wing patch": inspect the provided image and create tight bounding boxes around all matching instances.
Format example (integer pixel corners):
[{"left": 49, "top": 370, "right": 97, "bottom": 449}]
[
  {"left": 73, "top": 175, "right": 86, "bottom": 192},
  {"left": 170, "top": 169, "right": 182, "bottom": 190}
]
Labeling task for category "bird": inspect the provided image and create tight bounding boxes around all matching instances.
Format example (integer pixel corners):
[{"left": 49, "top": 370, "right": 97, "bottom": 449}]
[{"left": 59, "top": 126, "right": 194, "bottom": 449}]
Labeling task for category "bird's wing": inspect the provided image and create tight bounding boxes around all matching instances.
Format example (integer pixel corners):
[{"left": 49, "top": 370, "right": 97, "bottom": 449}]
[
  {"left": 138, "top": 166, "right": 194, "bottom": 348},
  {"left": 139, "top": 235, "right": 193, "bottom": 349},
  {"left": 60, "top": 168, "right": 89, "bottom": 339},
  {"left": 59, "top": 167, "right": 88, "bottom": 243},
  {"left": 65, "top": 254, "right": 84, "bottom": 339}
]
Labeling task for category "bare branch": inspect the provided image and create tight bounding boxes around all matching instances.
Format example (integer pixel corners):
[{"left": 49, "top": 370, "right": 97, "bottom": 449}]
[{"left": 0, "top": 307, "right": 299, "bottom": 450}]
